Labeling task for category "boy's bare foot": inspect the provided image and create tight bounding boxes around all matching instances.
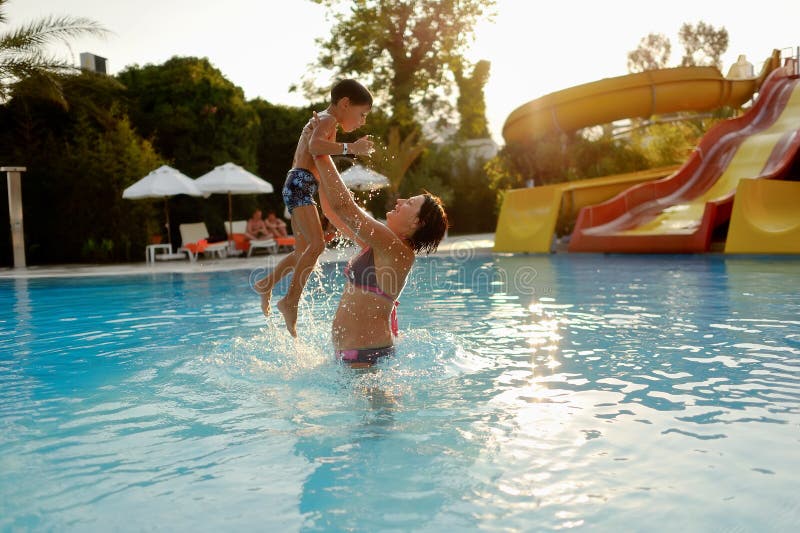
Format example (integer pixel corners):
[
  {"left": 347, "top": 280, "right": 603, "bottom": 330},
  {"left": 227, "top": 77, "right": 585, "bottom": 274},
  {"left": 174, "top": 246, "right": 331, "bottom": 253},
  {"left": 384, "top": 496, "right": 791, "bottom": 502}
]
[
  {"left": 277, "top": 297, "right": 298, "bottom": 337},
  {"left": 254, "top": 278, "right": 272, "bottom": 317}
]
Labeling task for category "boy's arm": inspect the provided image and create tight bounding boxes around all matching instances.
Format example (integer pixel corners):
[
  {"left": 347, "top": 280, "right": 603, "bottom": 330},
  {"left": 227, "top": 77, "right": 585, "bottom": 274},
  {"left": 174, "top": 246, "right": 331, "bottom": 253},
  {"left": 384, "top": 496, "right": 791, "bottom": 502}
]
[
  {"left": 308, "top": 115, "right": 344, "bottom": 156},
  {"left": 307, "top": 113, "right": 374, "bottom": 156}
]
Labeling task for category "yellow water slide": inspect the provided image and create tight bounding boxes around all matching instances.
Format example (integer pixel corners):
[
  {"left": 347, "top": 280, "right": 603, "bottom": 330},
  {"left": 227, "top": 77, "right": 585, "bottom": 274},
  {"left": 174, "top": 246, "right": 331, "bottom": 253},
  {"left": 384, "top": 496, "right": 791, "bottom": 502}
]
[
  {"left": 494, "top": 52, "right": 782, "bottom": 253},
  {"left": 503, "top": 53, "right": 780, "bottom": 144},
  {"left": 493, "top": 166, "right": 678, "bottom": 253},
  {"left": 725, "top": 179, "right": 800, "bottom": 254}
]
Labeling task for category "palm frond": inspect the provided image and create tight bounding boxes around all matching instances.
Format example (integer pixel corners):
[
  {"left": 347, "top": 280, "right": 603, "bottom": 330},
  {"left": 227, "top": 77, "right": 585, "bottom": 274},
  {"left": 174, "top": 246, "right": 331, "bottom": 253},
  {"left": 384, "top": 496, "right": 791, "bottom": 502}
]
[
  {"left": 0, "top": 50, "right": 75, "bottom": 104},
  {"left": 1, "top": 50, "right": 76, "bottom": 78},
  {"left": 0, "top": 66, "right": 68, "bottom": 108},
  {"left": 0, "top": 9, "right": 108, "bottom": 105},
  {"left": 0, "top": 15, "right": 108, "bottom": 52}
]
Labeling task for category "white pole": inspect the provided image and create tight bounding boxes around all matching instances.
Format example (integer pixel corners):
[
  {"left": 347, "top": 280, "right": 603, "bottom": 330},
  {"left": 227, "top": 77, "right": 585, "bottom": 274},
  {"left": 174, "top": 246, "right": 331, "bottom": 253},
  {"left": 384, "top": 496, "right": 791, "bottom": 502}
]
[{"left": 3, "top": 166, "right": 27, "bottom": 268}]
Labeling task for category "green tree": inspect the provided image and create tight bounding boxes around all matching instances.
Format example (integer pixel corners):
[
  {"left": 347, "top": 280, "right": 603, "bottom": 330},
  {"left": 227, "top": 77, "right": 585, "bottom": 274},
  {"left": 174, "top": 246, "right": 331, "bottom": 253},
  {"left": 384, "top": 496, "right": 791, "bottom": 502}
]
[
  {"left": 485, "top": 147, "right": 525, "bottom": 210},
  {"left": 497, "top": 130, "right": 652, "bottom": 190},
  {"left": 371, "top": 126, "right": 427, "bottom": 208},
  {"left": 629, "top": 112, "right": 731, "bottom": 167},
  {"left": 117, "top": 57, "right": 265, "bottom": 238},
  {"left": 503, "top": 133, "right": 568, "bottom": 187},
  {"left": 679, "top": 21, "right": 728, "bottom": 69},
  {"left": 627, "top": 33, "right": 671, "bottom": 73},
  {"left": 0, "top": 72, "right": 163, "bottom": 265},
  {"left": 116, "top": 56, "right": 259, "bottom": 177},
  {"left": 401, "top": 141, "right": 504, "bottom": 234},
  {"left": 0, "top": 0, "right": 108, "bottom": 104},
  {"left": 454, "top": 59, "right": 491, "bottom": 139},
  {"left": 567, "top": 135, "right": 649, "bottom": 179},
  {"left": 309, "top": 0, "right": 495, "bottom": 132}
]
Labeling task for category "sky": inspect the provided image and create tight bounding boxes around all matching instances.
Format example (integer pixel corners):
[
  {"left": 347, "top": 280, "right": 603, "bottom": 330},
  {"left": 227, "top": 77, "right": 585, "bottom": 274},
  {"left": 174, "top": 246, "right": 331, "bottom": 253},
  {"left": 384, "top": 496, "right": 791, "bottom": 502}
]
[{"left": 6, "top": 0, "right": 799, "bottom": 144}]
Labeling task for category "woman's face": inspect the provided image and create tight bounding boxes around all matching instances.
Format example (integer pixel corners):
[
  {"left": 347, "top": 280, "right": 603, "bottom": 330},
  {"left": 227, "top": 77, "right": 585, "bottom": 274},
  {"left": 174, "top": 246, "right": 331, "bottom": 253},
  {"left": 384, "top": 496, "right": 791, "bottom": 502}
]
[{"left": 386, "top": 195, "right": 424, "bottom": 235}]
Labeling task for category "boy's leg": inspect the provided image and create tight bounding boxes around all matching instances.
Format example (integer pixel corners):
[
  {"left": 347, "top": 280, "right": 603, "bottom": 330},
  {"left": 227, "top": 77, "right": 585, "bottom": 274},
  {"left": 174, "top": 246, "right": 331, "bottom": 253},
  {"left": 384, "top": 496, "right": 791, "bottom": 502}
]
[
  {"left": 276, "top": 205, "right": 325, "bottom": 337},
  {"left": 254, "top": 215, "right": 309, "bottom": 294},
  {"left": 254, "top": 227, "right": 308, "bottom": 317}
]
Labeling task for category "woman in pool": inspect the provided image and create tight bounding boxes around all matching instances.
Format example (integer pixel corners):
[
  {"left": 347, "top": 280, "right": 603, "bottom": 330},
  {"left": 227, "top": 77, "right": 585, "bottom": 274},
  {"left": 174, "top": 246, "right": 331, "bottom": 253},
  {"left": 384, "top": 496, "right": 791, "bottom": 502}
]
[{"left": 312, "top": 155, "right": 448, "bottom": 366}]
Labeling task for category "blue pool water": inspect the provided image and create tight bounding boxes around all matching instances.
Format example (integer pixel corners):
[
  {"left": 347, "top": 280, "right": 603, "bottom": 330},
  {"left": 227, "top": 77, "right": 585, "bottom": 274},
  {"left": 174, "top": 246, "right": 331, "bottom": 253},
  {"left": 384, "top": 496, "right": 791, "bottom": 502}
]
[{"left": 1, "top": 253, "right": 799, "bottom": 531}]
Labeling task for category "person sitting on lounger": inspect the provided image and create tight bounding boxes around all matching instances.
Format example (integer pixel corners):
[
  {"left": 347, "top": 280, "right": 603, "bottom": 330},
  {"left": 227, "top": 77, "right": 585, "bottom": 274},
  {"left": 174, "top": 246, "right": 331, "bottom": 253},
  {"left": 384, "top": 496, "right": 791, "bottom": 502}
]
[
  {"left": 246, "top": 209, "right": 271, "bottom": 240},
  {"left": 264, "top": 211, "right": 288, "bottom": 239}
]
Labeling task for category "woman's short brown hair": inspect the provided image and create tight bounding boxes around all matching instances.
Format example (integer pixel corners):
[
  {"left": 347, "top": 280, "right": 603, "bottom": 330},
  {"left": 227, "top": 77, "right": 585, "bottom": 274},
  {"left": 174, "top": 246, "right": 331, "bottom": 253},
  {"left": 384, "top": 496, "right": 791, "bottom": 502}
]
[{"left": 409, "top": 193, "right": 448, "bottom": 255}]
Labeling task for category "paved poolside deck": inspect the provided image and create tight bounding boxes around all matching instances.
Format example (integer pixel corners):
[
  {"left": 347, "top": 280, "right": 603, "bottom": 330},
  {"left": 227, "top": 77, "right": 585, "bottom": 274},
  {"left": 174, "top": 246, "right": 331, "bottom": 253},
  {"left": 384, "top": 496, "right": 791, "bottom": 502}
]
[{"left": 0, "top": 233, "right": 496, "bottom": 279}]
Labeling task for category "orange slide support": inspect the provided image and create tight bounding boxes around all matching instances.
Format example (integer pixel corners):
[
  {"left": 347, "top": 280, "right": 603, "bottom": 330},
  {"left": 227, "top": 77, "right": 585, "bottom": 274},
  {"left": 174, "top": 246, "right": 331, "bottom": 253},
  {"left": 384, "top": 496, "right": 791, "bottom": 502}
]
[{"left": 569, "top": 63, "right": 800, "bottom": 253}]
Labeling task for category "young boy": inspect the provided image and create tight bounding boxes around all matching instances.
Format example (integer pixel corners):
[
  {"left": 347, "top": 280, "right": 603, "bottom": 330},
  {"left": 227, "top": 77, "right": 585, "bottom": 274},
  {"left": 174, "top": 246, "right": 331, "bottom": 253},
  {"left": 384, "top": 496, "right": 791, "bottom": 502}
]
[{"left": 255, "top": 79, "right": 374, "bottom": 336}]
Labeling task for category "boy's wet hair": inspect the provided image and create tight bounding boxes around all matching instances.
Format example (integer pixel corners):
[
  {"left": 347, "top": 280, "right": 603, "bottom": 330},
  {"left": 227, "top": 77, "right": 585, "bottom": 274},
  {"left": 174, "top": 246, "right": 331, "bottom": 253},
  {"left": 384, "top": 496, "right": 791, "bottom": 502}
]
[
  {"left": 409, "top": 193, "right": 448, "bottom": 255},
  {"left": 331, "top": 79, "right": 373, "bottom": 107}
]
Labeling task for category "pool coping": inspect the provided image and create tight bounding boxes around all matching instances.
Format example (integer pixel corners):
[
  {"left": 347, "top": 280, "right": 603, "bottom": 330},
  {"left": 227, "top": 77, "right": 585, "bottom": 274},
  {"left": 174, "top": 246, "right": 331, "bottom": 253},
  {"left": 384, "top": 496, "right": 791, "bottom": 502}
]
[{"left": 0, "top": 234, "right": 497, "bottom": 279}]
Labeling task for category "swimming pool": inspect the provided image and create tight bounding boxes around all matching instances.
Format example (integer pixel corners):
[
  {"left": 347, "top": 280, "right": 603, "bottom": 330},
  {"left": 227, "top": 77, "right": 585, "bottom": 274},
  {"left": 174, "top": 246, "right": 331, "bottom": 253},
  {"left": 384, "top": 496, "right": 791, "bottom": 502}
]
[{"left": 1, "top": 253, "right": 799, "bottom": 531}]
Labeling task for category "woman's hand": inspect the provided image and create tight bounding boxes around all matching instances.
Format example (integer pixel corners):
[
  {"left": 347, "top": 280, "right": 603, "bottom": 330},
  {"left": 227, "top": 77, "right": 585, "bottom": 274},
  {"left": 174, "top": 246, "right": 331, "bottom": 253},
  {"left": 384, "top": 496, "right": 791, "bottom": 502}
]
[
  {"left": 309, "top": 111, "right": 321, "bottom": 131},
  {"left": 301, "top": 111, "right": 321, "bottom": 140}
]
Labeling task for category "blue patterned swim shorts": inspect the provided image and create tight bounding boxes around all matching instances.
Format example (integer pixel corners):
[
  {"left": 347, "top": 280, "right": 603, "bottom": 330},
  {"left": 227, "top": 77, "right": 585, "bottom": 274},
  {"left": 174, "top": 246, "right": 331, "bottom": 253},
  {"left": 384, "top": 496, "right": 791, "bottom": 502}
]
[{"left": 282, "top": 168, "right": 318, "bottom": 214}]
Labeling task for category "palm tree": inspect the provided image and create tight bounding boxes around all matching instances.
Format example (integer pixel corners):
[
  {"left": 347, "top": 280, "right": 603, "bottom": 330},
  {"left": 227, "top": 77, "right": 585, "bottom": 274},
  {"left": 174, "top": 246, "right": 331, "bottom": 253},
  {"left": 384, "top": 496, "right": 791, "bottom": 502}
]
[{"left": 0, "top": 0, "right": 108, "bottom": 103}]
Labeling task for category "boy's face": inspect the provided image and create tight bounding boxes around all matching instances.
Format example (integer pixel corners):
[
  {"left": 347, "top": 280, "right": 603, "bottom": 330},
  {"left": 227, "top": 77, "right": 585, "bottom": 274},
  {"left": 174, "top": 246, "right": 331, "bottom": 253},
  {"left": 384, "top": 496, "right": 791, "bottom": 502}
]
[{"left": 339, "top": 98, "right": 371, "bottom": 132}]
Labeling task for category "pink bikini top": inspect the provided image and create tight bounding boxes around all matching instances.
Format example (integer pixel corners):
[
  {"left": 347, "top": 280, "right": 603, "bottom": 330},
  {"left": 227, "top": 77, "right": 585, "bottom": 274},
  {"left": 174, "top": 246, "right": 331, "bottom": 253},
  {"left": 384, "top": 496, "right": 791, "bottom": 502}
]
[{"left": 344, "top": 247, "right": 399, "bottom": 336}]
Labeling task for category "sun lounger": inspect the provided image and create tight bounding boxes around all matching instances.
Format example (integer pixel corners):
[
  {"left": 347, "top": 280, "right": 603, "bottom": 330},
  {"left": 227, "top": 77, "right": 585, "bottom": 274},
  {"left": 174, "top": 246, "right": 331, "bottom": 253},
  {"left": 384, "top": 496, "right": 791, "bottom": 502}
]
[
  {"left": 275, "top": 236, "right": 296, "bottom": 252},
  {"left": 248, "top": 238, "right": 278, "bottom": 256},
  {"left": 225, "top": 220, "right": 278, "bottom": 256},
  {"left": 177, "top": 222, "right": 228, "bottom": 262}
]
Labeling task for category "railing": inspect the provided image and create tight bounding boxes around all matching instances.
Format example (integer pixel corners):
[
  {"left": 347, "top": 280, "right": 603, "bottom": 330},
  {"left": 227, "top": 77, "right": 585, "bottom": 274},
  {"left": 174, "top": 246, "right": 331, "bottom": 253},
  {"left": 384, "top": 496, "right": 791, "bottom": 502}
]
[{"left": 781, "top": 46, "right": 799, "bottom": 78}]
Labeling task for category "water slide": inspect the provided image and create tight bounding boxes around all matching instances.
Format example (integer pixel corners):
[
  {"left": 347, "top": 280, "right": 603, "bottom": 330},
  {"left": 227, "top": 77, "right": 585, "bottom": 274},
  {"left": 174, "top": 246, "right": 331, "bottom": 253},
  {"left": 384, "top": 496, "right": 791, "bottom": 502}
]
[
  {"left": 569, "top": 62, "right": 800, "bottom": 253},
  {"left": 725, "top": 179, "right": 800, "bottom": 254},
  {"left": 494, "top": 53, "right": 784, "bottom": 253},
  {"left": 493, "top": 166, "right": 678, "bottom": 253},
  {"left": 503, "top": 52, "right": 780, "bottom": 144}
]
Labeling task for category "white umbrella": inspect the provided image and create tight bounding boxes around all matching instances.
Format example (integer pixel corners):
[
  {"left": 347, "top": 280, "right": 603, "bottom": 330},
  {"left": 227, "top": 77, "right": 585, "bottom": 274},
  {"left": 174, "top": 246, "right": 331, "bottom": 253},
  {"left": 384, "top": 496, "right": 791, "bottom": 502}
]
[
  {"left": 195, "top": 162, "right": 274, "bottom": 247},
  {"left": 122, "top": 165, "right": 203, "bottom": 246},
  {"left": 340, "top": 164, "right": 390, "bottom": 191}
]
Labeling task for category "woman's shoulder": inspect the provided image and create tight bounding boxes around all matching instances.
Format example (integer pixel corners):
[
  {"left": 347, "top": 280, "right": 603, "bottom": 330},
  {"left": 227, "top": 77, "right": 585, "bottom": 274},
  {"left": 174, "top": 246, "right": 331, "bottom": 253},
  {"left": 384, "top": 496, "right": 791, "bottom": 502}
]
[{"left": 373, "top": 240, "right": 415, "bottom": 270}]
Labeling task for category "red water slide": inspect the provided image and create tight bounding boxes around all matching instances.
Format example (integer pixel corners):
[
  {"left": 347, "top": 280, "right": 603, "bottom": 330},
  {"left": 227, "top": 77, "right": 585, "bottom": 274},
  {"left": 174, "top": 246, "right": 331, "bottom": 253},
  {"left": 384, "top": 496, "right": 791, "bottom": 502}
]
[{"left": 569, "top": 65, "right": 800, "bottom": 253}]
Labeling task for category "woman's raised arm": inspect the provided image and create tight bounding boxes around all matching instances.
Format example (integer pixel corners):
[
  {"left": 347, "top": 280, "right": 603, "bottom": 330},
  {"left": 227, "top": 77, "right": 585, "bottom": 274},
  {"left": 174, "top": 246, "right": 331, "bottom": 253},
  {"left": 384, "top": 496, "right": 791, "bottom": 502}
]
[{"left": 313, "top": 156, "right": 399, "bottom": 251}]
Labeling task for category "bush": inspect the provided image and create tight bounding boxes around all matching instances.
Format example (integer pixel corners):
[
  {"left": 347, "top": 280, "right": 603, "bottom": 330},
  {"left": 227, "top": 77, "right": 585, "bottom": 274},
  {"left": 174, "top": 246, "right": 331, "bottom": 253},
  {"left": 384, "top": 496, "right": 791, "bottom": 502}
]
[
  {"left": 403, "top": 141, "right": 499, "bottom": 234},
  {"left": 0, "top": 73, "right": 163, "bottom": 265}
]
